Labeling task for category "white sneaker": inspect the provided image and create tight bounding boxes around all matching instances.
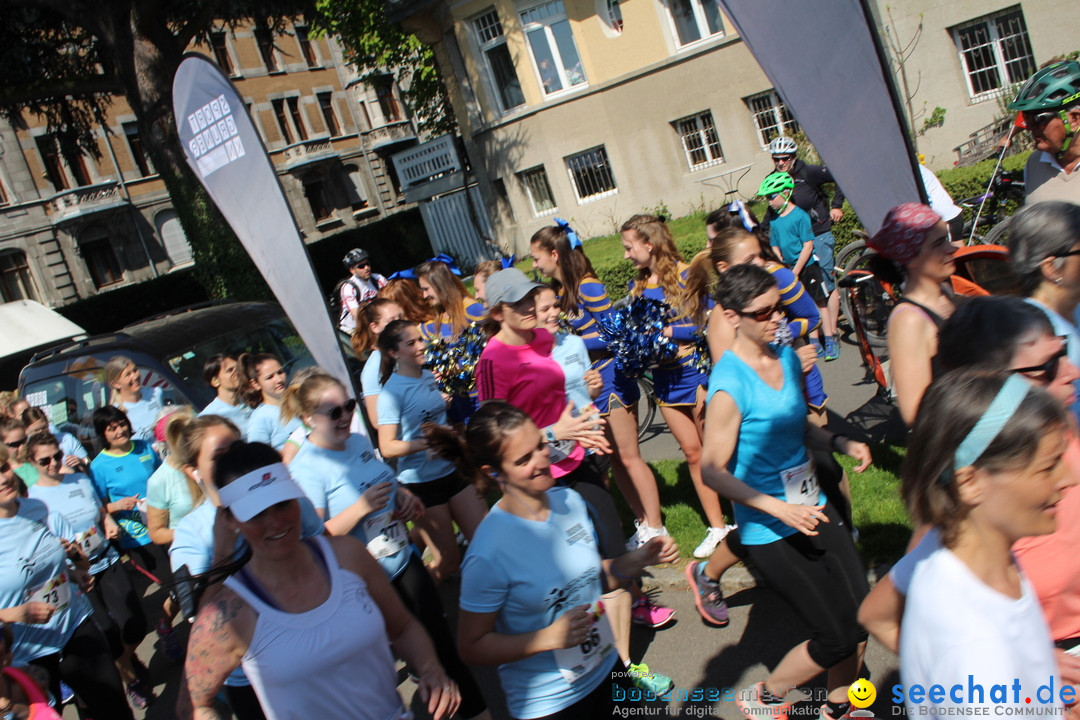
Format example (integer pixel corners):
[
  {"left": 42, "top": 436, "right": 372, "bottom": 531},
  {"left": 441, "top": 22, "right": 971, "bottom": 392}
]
[
  {"left": 693, "top": 525, "right": 733, "bottom": 559},
  {"left": 638, "top": 524, "right": 670, "bottom": 547},
  {"left": 625, "top": 520, "right": 645, "bottom": 551}
]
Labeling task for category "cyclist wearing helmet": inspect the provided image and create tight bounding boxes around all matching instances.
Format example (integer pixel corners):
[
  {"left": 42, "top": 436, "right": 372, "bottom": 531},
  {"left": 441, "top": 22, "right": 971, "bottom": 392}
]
[
  {"left": 1010, "top": 61, "right": 1080, "bottom": 204},
  {"left": 764, "top": 136, "right": 846, "bottom": 361},
  {"left": 760, "top": 172, "right": 832, "bottom": 363},
  {"left": 338, "top": 248, "right": 388, "bottom": 334}
]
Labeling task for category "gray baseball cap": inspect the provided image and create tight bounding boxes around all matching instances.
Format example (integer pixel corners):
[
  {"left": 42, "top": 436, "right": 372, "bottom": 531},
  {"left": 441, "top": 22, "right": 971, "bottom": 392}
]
[{"left": 484, "top": 268, "right": 545, "bottom": 309}]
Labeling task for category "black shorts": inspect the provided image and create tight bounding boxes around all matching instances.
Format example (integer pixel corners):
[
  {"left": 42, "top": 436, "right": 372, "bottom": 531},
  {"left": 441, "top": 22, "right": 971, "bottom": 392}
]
[
  {"left": 798, "top": 264, "right": 829, "bottom": 306},
  {"left": 406, "top": 470, "right": 471, "bottom": 508}
]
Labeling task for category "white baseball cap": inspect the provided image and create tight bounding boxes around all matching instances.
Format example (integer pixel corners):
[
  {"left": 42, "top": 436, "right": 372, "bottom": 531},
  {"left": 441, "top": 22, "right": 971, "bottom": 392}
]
[{"left": 217, "top": 462, "right": 306, "bottom": 522}]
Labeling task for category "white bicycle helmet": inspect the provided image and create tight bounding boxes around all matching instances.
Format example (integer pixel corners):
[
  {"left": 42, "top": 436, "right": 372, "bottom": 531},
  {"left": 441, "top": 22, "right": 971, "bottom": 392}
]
[{"left": 768, "top": 137, "right": 798, "bottom": 156}]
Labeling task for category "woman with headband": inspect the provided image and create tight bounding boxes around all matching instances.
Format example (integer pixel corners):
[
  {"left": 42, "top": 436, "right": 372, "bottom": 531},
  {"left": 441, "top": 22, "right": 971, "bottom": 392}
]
[
  {"left": 867, "top": 203, "right": 957, "bottom": 425},
  {"left": 899, "top": 371, "right": 1073, "bottom": 719}
]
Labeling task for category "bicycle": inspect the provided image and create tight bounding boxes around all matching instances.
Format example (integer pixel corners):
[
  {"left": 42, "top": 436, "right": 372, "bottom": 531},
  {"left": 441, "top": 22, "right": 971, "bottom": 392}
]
[{"left": 956, "top": 168, "right": 1025, "bottom": 245}]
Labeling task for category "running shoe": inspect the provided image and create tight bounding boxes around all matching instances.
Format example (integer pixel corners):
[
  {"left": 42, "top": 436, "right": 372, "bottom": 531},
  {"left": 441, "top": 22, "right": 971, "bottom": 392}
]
[
  {"left": 810, "top": 339, "right": 825, "bottom": 358},
  {"left": 820, "top": 700, "right": 853, "bottom": 720},
  {"left": 59, "top": 680, "right": 75, "bottom": 705},
  {"left": 625, "top": 520, "right": 645, "bottom": 551},
  {"left": 628, "top": 662, "right": 674, "bottom": 695},
  {"left": 627, "top": 523, "right": 670, "bottom": 551},
  {"left": 685, "top": 561, "right": 729, "bottom": 627},
  {"left": 736, "top": 682, "right": 793, "bottom": 720},
  {"left": 824, "top": 336, "right": 841, "bottom": 362},
  {"left": 631, "top": 597, "right": 675, "bottom": 628},
  {"left": 693, "top": 524, "right": 733, "bottom": 559},
  {"left": 125, "top": 678, "right": 154, "bottom": 710},
  {"left": 157, "top": 618, "right": 185, "bottom": 663}
]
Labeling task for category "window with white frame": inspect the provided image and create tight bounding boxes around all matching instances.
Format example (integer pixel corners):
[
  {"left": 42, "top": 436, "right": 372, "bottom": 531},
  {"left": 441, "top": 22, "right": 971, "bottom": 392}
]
[
  {"left": 473, "top": 10, "right": 526, "bottom": 113},
  {"left": 674, "top": 112, "right": 724, "bottom": 170},
  {"left": 518, "top": 166, "right": 557, "bottom": 215},
  {"left": 565, "top": 146, "right": 617, "bottom": 203},
  {"left": 665, "top": 0, "right": 724, "bottom": 47},
  {"left": 951, "top": 6, "right": 1035, "bottom": 101},
  {"left": 745, "top": 90, "right": 799, "bottom": 148},
  {"left": 519, "top": 1, "right": 587, "bottom": 96}
]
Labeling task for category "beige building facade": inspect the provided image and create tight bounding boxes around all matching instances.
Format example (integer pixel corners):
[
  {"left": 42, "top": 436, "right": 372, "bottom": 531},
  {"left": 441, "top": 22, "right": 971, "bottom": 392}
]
[
  {"left": 0, "top": 21, "right": 420, "bottom": 308},
  {"left": 393, "top": 0, "right": 1071, "bottom": 255}
]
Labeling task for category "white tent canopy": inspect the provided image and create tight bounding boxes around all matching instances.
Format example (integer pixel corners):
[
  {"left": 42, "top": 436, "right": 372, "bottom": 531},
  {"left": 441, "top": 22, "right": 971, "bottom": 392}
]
[{"left": 0, "top": 300, "right": 86, "bottom": 359}]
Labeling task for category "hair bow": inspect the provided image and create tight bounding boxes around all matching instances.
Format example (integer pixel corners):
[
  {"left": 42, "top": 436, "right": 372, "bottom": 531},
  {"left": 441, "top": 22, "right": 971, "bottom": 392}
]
[
  {"left": 500, "top": 255, "right": 516, "bottom": 269},
  {"left": 728, "top": 200, "right": 758, "bottom": 232},
  {"left": 387, "top": 253, "right": 463, "bottom": 280},
  {"left": 554, "top": 218, "right": 582, "bottom": 250}
]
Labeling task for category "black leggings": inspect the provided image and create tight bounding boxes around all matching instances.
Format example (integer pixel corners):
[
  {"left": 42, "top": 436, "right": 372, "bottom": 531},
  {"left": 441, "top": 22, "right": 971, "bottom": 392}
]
[
  {"left": 392, "top": 553, "right": 487, "bottom": 718},
  {"left": 744, "top": 503, "right": 869, "bottom": 669},
  {"left": 29, "top": 617, "right": 133, "bottom": 720},
  {"left": 87, "top": 559, "right": 148, "bottom": 657},
  {"left": 226, "top": 683, "right": 269, "bottom": 720}
]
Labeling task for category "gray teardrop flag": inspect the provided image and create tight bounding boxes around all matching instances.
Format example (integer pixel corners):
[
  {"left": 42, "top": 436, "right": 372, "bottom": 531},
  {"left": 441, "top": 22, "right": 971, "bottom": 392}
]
[
  {"left": 171, "top": 54, "right": 360, "bottom": 420},
  {"left": 716, "top": 0, "right": 925, "bottom": 234}
]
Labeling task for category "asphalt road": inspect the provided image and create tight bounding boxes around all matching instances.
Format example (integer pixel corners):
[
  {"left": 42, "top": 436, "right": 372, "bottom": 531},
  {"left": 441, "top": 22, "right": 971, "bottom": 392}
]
[{"left": 71, "top": 335, "right": 908, "bottom": 719}]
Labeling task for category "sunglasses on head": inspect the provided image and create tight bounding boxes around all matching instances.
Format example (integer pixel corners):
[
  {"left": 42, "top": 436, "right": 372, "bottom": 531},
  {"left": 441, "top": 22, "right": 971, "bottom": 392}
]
[
  {"left": 317, "top": 397, "right": 357, "bottom": 421},
  {"left": 737, "top": 303, "right": 783, "bottom": 322},
  {"left": 35, "top": 451, "right": 64, "bottom": 468},
  {"left": 4, "top": 438, "right": 26, "bottom": 450},
  {"left": 1013, "top": 346, "right": 1068, "bottom": 382}
]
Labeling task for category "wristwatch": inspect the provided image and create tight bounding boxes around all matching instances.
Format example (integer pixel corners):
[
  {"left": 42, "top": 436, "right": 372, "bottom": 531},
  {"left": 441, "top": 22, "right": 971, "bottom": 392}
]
[{"left": 544, "top": 427, "right": 557, "bottom": 444}]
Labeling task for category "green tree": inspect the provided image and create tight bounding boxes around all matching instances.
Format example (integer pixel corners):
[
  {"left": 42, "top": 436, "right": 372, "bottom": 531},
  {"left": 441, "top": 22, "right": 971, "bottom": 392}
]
[
  {"left": 312, "top": 0, "right": 455, "bottom": 135},
  {"left": 0, "top": 2, "right": 310, "bottom": 300}
]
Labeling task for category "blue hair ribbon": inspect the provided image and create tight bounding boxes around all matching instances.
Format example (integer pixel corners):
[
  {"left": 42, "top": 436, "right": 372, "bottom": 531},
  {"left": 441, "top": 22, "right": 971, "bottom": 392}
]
[
  {"left": 554, "top": 218, "right": 581, "bottom": 250},
  {"left": 951, "top": 374, "right": 1032, "bottom": 473},
  {"left": 388, "top": 253, "right": 462, "bottom": 280},
  {"left": 500, "top": 255, "right": 516, "bottom": 269},
  {"left": 728, "top": 200, "right": 757, "bottom": 233}
]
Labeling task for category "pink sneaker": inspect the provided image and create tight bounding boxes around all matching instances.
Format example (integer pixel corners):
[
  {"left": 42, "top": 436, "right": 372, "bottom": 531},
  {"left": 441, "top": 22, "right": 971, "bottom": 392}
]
[{"left": 631, "top": 597, "right": 675, "bottom": 628}]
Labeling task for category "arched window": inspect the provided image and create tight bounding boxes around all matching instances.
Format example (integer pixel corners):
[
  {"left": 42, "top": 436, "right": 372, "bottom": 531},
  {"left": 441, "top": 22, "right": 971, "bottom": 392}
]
[
  {"left": 0, "top": 250, "right": 38, "bottom": 302},
  {"left": 155, "top": 210, "right": 193, "bottom": 267}
]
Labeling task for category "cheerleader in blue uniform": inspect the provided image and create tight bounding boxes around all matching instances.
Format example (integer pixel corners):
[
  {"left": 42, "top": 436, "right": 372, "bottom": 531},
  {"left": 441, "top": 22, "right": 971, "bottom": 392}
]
[{"left": 620, "top": 214, "right": 729, "bottom": 559}]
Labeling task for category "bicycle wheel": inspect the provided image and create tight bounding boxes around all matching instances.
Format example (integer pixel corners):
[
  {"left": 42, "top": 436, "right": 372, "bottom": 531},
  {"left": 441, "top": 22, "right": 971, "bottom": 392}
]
[
  {"left": 834, "top": 239, "right": 867, "bottom": 273},
  {"left": 635, "top": 376, "right": 658, "bottom": 442},
  {"left": 980, "top": 216, "right": 1011, "bottom": 247},
  {"left": 836, "top": 240, "right": 870, "bottom": 330},
  {"left": 842, "top": 249, "right": 893, "bottom": 350}
]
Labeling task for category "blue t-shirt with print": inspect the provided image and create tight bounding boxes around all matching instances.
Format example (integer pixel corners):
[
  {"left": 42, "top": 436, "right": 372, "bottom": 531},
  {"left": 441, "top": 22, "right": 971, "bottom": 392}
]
[
  {"left": 0, "top": 499, "right": 93, "bottom": 665},
  {"left": 28, "top": 475, "right": 119, "bottom": 575},
  {"left": 460, "top": 486, "right": 615, "bottom": 718},
  {"left": 377, "top": 370, "right": 456, "bottom": 485},
  {"left": 245, "top": 404, "right": 303, "bottom": 452},
  {"left": 289, "top": 433, "right": 410, "bottom": 579},
  {"left": 198, "top": 396, "right": 253, "bottom": 435},
  {"left": 552, "top": 332, "right": 592, "bottom": 412},
  {"left": 706, "top": 345, "right": 818, "bottom": 545},
  {"left": 769, "top": 205, "right": 816, "bottom": 268},
  {"left": 88, "top": 438, "right": 161, "bottom": 549}
]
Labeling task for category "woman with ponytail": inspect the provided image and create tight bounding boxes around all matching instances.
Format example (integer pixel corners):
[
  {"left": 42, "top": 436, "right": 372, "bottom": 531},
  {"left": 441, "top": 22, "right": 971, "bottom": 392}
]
[
  {"left": 375, "top": 320, "right": 487, "bottom": 585},
  {"left": 238, "top": 353, "right": 303, "bottom": 451}
]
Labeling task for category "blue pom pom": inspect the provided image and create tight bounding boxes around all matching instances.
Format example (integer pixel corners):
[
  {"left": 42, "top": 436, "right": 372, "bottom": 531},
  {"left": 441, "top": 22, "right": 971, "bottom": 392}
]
[{"left": 595, "top": 297, "right": 679, "bottom": 378}]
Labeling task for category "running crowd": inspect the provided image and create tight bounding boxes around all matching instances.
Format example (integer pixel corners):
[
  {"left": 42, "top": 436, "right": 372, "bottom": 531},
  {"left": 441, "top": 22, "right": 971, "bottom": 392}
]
[{"left": 2, "top": 61, "right": 1080, "bottom": 720}]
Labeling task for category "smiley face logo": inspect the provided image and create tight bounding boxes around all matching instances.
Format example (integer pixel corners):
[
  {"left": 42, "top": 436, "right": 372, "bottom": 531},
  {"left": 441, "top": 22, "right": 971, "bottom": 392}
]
[{"left": 848, "top": 679, "right": 876, "bottom": 708}]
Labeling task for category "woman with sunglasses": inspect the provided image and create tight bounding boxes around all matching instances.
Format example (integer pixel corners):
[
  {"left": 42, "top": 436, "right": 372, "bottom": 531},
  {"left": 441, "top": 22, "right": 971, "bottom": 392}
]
[
  {"left": 701, "top": 264, "right": 872, "bottom": 720},
  {"left": 283, "top": 370, "right": 491, "bottom": 720},
  {"left": 21, "top": 406, "right": 87, "bottom": 472},
  {"left": 898, "top": 371, "right": 1072, "bottom": 720},
  {"left": 867, "top": 203, "right": 957, "bottom": 426},
  {"left": 860, "top": 297, "right": 1080, "bottom": 671},
  {"left": 25, "top": 432, "right": 156, "bottom": 708},
  {"left": 0, "top": 418, "right": 35, "bottom": 491},
  {"left": 179, "top": 442, "right": 459, "bottom": 720},
  {"left": 0, "top": 444, "right": 134, "bottom": 719},
  {"left": 1006, "top": 201, "right": 1080, "bottom": 425},
  {"left": 375, "top": 320, "right": 487, "bottom": 586}
]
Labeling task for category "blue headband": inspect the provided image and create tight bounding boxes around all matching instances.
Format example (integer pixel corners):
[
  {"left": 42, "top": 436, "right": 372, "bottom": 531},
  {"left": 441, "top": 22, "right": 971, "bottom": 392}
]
[
  {"left": 554, "top": 218, "right": 581, "bottom": 250},
  {"left": 951, "top": 374, "right": 1032, "bottom": 472},
  {"left": 388, "top": 253, "right": 462, "bottom": 280}
]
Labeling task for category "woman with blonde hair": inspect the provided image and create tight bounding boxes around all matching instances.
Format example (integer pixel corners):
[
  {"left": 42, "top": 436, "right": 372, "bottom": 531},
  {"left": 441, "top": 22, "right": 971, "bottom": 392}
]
[
  {"left": 103, "top": 356, "right": 163, "bottom": 441},
  {"left": 621, "top": 214, "right": 723, "bottom": 558}
]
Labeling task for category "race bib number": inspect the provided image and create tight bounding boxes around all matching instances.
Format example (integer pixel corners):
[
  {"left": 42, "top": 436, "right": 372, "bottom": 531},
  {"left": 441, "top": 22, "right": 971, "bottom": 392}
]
[
  {"left": 363, "top": 515, "right": 408, "bottom": 560},
  {"left": 76, "top": 525, "right": 104, "bottom": 558},
  {"left": 780, "top": 459, "right": 819, "bottom": 506},
  {"left": 553, "top": 601, "right": 615, "bottom": 684},
  {"left": 26, "top": 573, "right": 72, "bottom": 612}
]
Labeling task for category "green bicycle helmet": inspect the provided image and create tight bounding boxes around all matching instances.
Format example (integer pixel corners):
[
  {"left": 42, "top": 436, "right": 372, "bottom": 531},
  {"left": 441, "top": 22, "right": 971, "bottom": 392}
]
[
  {"left": 1009, "top": 61, "right": 1080, "bottom": 112},
  {"left": 759, "top": 172, "right": 795, "bottom": 197}
]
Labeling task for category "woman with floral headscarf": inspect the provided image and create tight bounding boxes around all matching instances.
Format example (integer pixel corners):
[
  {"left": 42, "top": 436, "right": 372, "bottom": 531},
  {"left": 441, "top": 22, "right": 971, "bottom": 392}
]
[{"left": 868, "top": 203, "right": 957, "bottom": 425}]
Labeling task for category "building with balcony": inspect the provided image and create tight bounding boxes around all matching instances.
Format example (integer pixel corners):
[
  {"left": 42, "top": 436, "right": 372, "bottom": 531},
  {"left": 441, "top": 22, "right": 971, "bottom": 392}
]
[
  {"left": 0, "top": 20, "right": 421, "bottom": 308},
  {"left": 389, "top": 0, "right": 1070, "bottom": 256}
]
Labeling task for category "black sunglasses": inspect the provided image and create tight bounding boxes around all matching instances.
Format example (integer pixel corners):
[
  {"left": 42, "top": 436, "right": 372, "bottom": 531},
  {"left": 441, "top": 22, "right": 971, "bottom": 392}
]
[
  {"left": 316, "top": 398, "right": 357, "bottom": 421},
  {"left": 1026, "top": 111, "right": 1058, "bottom": 128},
  {"left": 0, "top": 462, "right": 10, "bottom": 475},
  {"left": 4, "top": 438, "right": 26, "bottom": 450},
  {"left": 1013, "top": 346, "right": 1068, "bottom": 382},
  {"left": 352, "top": 262, "right": 371, "bottom": 269},
  {"left": 35, "top": 451, "right": 64, "bottom": 468},
  {"left": 738, "top": 303, "right": 783, "bottom": 322},
  {"left": 1053, "top": 249, "right": 1080, "bottom": 260},
  {"left": 772, "top": 155, "right": 794, "bottom": 163}
]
